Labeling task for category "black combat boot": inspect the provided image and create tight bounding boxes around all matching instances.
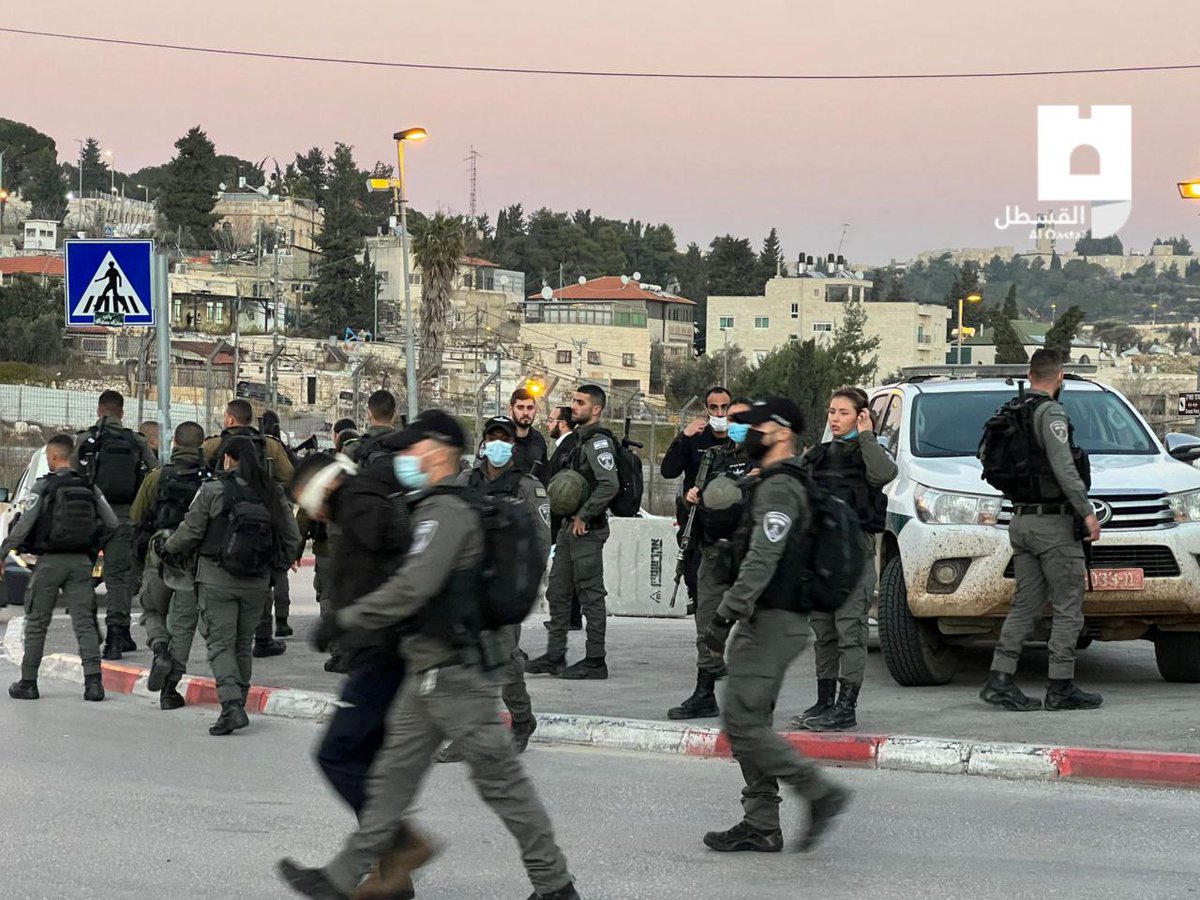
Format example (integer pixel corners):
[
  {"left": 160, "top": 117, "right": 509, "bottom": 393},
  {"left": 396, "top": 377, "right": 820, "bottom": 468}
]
[
  {"left": 253, "top": 638, "right": 287, "bottom": 658},
  {"left": 323, "top": 655, "right": 349, "bottom": 673},
  {"left": 8, "top": 679, "right": 39, "bottom": 700},
  {"left": 1045, "top": 679, "right": 1103, "bottom": 711},
  {"left": 147, "top": 642, "right": 172, "bottom": 692},
  {"left": 797, "top": 783, "right": 853, "bottom": 852},
  {"left": 804, "top": 680, "right": 860, "bottom": 732},
  {"left": 512, "top": 716, "right": 538, "bottom": 753},
  {"left": 275, "top": 617, "right": 293, "bottom": 637},
  {"left": 979, "top": 671, "right": 1042, "bottom": 711},
  {"left": 83, "top": 673, "right": 105, "bottom": 702},
  {"left": 668, "top": 673, "right": 720, "bottom": 720},
  {"left": 524, "top": 654, "right": 566, "bottom": 676},
  {"left": 435, "top": 741, "right": 465, "bottom": 764},
  {"left": 525, "top": 883, "right": 581, "bottom": 900},
  {"left": 276, "top": 859, "right": 350, "bottom": 900},
  {"left": 209, "top": 700, "right": 250, "bottom": 735},
  {"left": 160, "top": 680, "right": 186, "bottom": 711},
  {"left": 790, "top": 678, "right": 837, "bottom": 729},
  {"left": 102, "top": 635, "right": 123, "bottom": 661},
  {"left": 561, "top": 657, "right": 608, "bottom": 680},
  {"left": 117, "top": 625, "right": 138, "bottom": 653},
  {"left": 702, "top": 821, "right": 783, "bottom": 853}
]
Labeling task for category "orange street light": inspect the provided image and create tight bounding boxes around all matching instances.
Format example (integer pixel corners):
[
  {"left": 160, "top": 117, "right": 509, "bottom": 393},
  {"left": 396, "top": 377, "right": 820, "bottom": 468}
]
[{"left": 1177, "top": 181, "right": 1200, "bottom": 199}]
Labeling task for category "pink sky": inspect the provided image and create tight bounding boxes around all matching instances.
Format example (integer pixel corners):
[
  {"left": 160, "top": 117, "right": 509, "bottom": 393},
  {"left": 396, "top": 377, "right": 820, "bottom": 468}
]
[{"left": 4, "top": 0, "right": 1199, "bottom": 264}]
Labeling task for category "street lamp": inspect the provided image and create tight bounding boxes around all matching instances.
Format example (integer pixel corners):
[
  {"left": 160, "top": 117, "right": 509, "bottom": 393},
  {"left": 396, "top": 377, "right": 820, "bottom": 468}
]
[
  {"left": 104, "top": 149, "right": 116, "bottom": 194},
  {"left": 137, "top": 184, "right": 150, "bottom": 203},
  {"left": 1177, "top": 181, "right": 1200, "bottom": 199},
  {"left": 393, "top": 127, "right": 426, "bottom": 418},
  {"left": 720, "top": 327, "right": 730, "bottom": 385},
  {"left": 956, "top": 293, "right": 983, "bottom": 365}
]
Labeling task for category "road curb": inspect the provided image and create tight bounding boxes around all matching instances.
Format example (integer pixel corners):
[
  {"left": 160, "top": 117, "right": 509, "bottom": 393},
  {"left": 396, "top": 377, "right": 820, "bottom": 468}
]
[{"left": 5, "top": 618, "right": 1198, "bottom": 788}]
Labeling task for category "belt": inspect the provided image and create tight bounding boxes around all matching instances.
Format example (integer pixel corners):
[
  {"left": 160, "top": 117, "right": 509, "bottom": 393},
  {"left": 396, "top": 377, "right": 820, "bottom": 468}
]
[{"left": 1013, "top": 503, "right": 1070, "bottom": 516}]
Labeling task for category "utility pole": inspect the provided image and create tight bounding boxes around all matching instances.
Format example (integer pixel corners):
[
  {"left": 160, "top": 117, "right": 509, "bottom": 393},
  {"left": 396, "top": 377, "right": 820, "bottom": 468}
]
[
  {"left": 269, "top": 227, "right": 282, "bottom": 406},
  {"left": 572, "top": 337, "right": 588, "bottom": 383},
  {"left": 465, "top": 146, "right": 480, "bottom": 219}
]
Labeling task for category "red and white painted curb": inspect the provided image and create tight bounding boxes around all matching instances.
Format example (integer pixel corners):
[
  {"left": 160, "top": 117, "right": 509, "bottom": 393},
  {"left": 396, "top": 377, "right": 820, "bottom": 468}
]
[{"left": 5, "top": 616, "right": 1199, "bottom": 788}]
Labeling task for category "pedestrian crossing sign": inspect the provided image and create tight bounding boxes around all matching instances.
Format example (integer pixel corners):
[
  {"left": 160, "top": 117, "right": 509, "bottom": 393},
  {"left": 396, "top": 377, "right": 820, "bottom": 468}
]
[{"left": 64, "top": 239, "right": 155, "bottom": 326}]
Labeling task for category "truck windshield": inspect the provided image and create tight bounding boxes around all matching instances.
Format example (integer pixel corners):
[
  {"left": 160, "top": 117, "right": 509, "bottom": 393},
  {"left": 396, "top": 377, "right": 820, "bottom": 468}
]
[{"left": 910, "top": 389, "right": 1157, "bottom": 457}]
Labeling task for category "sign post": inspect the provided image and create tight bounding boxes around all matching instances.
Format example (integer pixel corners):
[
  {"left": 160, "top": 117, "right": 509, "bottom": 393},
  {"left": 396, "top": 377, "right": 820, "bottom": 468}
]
[{"left": 154, "top": 253, "right": 172, "bottom": 461}]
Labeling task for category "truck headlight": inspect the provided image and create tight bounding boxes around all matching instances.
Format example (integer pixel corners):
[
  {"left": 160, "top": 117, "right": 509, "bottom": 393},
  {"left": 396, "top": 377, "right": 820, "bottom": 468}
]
[
  {"left": 914, "top": 485, "right": 1002, "bottom": 526},
  {"left": 1167, "top": 490, "right": 1200, "bottom": 523}
]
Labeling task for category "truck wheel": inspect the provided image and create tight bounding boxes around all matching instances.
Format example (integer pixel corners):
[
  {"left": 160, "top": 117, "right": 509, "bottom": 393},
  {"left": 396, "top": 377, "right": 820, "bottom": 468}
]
[
  {"left": 878, "top": 556, "right": 958, "bottom": 686},
  {"left": 1154, "top": 633, "right": 1200, "bottom": 683}
]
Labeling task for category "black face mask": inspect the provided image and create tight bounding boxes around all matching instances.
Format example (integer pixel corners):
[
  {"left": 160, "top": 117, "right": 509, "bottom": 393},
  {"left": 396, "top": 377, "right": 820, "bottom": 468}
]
[{"left": 744, "top": 429, "right": 770, "bottom": 460}]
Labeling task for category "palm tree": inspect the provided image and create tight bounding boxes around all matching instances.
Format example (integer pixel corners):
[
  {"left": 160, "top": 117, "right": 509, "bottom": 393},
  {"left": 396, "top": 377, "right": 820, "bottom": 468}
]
[{"left": 412, "top": 212, "right": 464, "bottom": 398}]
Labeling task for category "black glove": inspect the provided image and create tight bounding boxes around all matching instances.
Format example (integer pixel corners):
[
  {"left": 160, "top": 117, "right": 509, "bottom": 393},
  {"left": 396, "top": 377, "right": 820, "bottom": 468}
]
[
  {"left": 703, "top": 615, "right": 735, "bottom": 655},
  {"left": 151, "top": 534, "right": 168, "bottom": 560},
  {"left": 313, "top": 616, "right": 347, "bottom": 653}
]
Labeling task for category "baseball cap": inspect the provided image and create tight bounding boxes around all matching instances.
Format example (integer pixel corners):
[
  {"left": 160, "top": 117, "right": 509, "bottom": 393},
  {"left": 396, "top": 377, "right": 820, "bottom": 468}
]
[
  {"left": 732, "top": 398, "right": 805, "bottom": 432},
  {"left": 482, "top": 415, "right": 518, "bottom": 439},
  {"left": 393, "top": 409, "right": 466, "bottom": 450}
]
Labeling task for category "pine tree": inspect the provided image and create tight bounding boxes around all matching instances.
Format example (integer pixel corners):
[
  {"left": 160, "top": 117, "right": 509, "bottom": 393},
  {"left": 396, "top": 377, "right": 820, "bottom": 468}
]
[
  {"left": 989, "top": 307, "right": 1028, "bottom": 364},
  {"left": 159, "top": 126, "right": 221, "bottom": 249},
  {"left": 945, "top": 261, "right": 985, "bottom": 334},
  {"left": 756, "top": 227, "right": 783, "bottom": 291},
  {"left": 309, "top": 144, "right": 371, "bottom": 334},
  {"left": 24, "top": 147, "right": 69, "bottom": 221},
  {"left": 1044, "top": 305, "right": 1086, "bottom": 360},
  {"left": 1050, "top": 251, "right": 1062, "bottom": 272},
  {"left": 829, "top": 294, "right": 881, "bottom": 385},
  {"left": 706, "top": 235, "right": 758, "bottom": 295},
  {"left": 294, "top": 147, "right": 327, "bottom": 202},
  {"left": 79, "top": 137, "right": 109, "bottom": 195},
  {"left": 1002, "top": 284, "right": 1019, "bottom": 320},
  {"left": 676, "top": 242, "right": 707, "bottom": 353}
]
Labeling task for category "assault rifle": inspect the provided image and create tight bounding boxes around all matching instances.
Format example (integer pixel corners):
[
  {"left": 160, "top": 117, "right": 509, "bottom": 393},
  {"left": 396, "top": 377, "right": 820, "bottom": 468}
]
[{"left": 668, "top": 448, "right": 713, "bottom": 609}]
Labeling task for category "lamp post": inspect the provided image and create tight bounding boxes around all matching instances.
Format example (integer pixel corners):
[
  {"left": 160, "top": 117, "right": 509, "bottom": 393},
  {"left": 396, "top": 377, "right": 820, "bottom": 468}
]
[
  {"left": 104, "top": 149, "right": 116, "bottom": 194},
  {"left": 721, "top": 327, "right": 730, "bottom": 385},
  {"left": 956, "top": 293, "right": 983, "bottom": 365},
  {"left": 1178, "top": 180, "right": 1200, "bottom": 434},
  {"left": 137, "top": 183, "right": 150, "bottom": 203}
]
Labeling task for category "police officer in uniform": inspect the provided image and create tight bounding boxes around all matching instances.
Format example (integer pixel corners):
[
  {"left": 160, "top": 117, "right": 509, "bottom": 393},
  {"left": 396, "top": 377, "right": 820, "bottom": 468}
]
[
  {"left": 700, "top": 399, "right": 851, "bottom": 854},
  {"left": 130, "top": 421, "right": 209, "bottom": 710},
  {"left": 278, "top": 410, "right": 578, "bottom": 900},
  {"left": 73, "top": 389, "right": 159, "bottom": 660},
  {"left": 527, "top": 384, "right": 620, "bottom": 680},
  {"left": 162, "top": 436, "right": 300, "bottom": 735},
  {"left": 202, "top": 398, "right": 295, "bottom": 658},
  {"left": 437, "top": 416, "right": 552, "bottom": 763},
  {"left": 668, "top": 397, "right": 754, "bottom": 720},
  {"left": 980, "top": 349, "right": 1103, "bottom": 712},
  {"left": 4, "top": 434, "right": 119, "bottom": 702},
  {"left": 343, "top": 390, "right": 397, "bottom": 463},
  {"left": 541, "top": 406, "right": 582, "bottom": 632},
  {"left": 661, "top": 386, "right": 734, "bottom": 607},
  {"left": 793, "top": 387, "right": 896, "bottom": 732}
]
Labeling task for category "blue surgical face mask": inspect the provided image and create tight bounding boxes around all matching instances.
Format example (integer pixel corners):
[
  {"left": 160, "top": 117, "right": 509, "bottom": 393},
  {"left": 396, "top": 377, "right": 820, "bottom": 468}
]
[
  {"left": 728, "top": 422, "right": 750, "bottom": 445},
  {"left": 484, "top": 440, "right": 514, "bottom": 467},
  {"left": 841, "top": 429, "right": 859, "bottom": 442},
  {"left": 393, "top": 454, "right": 429, "bottom": 490}
]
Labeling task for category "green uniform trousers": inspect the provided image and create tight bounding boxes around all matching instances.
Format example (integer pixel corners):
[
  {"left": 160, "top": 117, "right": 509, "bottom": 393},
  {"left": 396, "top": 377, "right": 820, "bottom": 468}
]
[
  {"left": 811, "top": 531, "right": 876, "bottom": 685},
  {"left": 20, "top": 554, "right": 102, "bottom": 681},
  {"left": 545, "top": 523, "right": 609, "bottom": 660},
  {"left": 323, "top": 663, "right": 572, "bottom": 896},
  {"left": 255, "top": 566, "right": 291, "bottom": 641},
  {"left": 198, "top": 583, "right": 268, "bottom": 704},
  {"left": 101, "top": 519, "right": 135, "bottom": 629},
  {"left": 138, "top": 568, "right": 200, "bottom": 679},
  {"left": 992, "top": 512, "right": 1086, "bottom": 681},
  {"left": 722, "top": 607, "right": 837, "bottom": 834},
  {"left": 313, "top": 555, "right": 333, "bottom": 619},
  {"left": 695, "top": 546, "right": 733, "bottom": 678},
  {"left": 499, "top": 624, "right": 533, "bottom": 727}
]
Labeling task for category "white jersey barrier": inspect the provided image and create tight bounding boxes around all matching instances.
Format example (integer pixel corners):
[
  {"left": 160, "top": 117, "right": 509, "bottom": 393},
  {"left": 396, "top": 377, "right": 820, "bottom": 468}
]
[{"left": 602, "top": 514, "right": 686, "bottom": 618}]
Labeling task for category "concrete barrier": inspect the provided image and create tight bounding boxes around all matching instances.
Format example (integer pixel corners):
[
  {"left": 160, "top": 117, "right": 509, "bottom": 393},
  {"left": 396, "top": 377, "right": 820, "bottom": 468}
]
[{"left": 603, "top": 515, "right": 685, "bottom": 618}]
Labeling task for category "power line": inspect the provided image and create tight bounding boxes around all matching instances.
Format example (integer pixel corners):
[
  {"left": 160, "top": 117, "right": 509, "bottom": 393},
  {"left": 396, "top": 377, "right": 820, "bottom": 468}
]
[{"left": 1, "top": 27, "right": 1197, "bottom": 81}]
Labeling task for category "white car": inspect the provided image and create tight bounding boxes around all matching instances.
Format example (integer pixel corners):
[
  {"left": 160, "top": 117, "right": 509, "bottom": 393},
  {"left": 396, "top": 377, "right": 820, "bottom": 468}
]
[
  {"left": 1, "top": 446, "right": 50, "bottom": 605},
  {"left": 865, "top": 374, "right": 1200, "bottom": 686}
]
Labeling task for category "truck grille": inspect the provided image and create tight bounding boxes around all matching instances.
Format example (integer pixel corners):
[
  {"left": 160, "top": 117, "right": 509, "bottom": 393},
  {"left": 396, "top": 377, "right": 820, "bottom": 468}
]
[
  {"left": 998, "top": 493, "right": 1175, "bottom": 531},
  {"left": 1002, "top": 545, "right": 1181, "bottom": 578}
]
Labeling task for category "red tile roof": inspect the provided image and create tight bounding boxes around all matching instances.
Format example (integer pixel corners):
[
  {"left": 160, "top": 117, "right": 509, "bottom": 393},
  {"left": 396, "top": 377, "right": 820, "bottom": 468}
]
[
  {"left": 0, "top": 256, "right": 65, "bottom": 278},
  {"left": 529, "top": 275, "right": 694, "bottom": 305},
  {"left": 461, "top": 256, "right": 499, "bottom": 268}
]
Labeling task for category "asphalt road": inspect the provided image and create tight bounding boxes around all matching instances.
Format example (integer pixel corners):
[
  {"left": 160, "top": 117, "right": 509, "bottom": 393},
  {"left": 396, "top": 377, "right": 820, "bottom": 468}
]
[
  {"left": 0, "top": 667, "right": 1197, "bottom": 900},
  {"left": 17, "top": 567, "right": 1200, "bottom": 755}
]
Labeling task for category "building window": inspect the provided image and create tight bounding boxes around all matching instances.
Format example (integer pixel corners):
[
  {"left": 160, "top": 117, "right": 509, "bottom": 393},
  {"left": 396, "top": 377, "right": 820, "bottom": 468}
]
[
  {"left": 587, "top": 351, "right": 601, "bottom": 365},
  {"left": 754, "top": 316, "right": 770, "bottom": 329},
  {"left": 790, "top": 303, "right": 799, "bottom": 319},
  {"left": 813, "top": 322, "right": 833, "bottom": 333},
  {"left": 719, "top": 316, "right": 734, "bottom": 329},
  {"left": 622, "top": 353, "right": 635, "bottom": 367},
  {"left": 557, "top": 350, "right": 572, "bottom": 364},
  {"left": 408, "top": 273, "right": 422, "bottom": 285},
  {"left": 206, "top": 301, "right": 225, "bottom": 324},
  {"left": 917, "top": 324, "right": 926, "bottom": 344}
]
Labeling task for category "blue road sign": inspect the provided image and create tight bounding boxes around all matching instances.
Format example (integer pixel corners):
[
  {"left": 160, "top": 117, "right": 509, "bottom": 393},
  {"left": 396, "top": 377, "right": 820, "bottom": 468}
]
[{"left": 64, "top": 239, "right": 155, "bottom": 326}]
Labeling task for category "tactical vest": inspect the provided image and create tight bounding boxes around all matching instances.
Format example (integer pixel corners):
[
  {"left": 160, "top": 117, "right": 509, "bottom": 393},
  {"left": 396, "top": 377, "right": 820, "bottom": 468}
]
[
  {"left": 31, "top": 472, "right": 99, "bottom": 554},
  {"left": 197, "top": 475, "right": 277, "bottom": 564},
  {"left": 983, "top": 394, "right": 1091, "bottom": 504},
  {"left": 699, "top": 450, "right": 754, "bottom": 543},
  {"left": 402, "top": 488, "right": 485, "bottom": 647},
  {"left": 467, "top": 466, "right": 523, "bottom": 498},
  {"left": 803, "top": 441, "right": 888, "bottom": 534},
  {"left": 730, "top": 465, "right": 809, "bottom": 614}
]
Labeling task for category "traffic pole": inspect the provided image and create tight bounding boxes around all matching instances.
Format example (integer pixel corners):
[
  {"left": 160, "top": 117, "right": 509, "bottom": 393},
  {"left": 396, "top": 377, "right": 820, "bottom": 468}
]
[{"left": 154, "top": 252, "right": 172, "bottom": 462}]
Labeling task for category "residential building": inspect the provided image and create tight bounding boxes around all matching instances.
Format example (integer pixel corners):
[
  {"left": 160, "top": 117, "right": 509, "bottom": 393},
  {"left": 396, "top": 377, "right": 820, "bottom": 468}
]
[
  {"left": 168, "top": 252, "right": 315, "bottom": 334},
  {"left": 706, "top": 274, "right": 949, "bottom": 382},
  {"left": 214, "top": 190, "right": 323, "bottom": 257},
  {"left": 21, "top": 219, "right": 58, "bottom": 253},
  {"left": 524, "top": 276, "right": 696, "bottom": 397},
  {"left": 960, "top": 320, "right": 1103, "bottom": 366},
  {"left": 0, "top": 255, "right": 64, "bottom": 286}
]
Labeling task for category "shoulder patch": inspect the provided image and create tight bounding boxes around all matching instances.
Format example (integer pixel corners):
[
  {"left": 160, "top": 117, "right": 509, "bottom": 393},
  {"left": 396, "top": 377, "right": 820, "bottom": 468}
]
[
  {"left": 598, "top": 451, "right": 616, "bottom": 471},
  {"left": 538, "top": 503, "right": 551, "bottom": 527},
  {"left": 592, "top": 438, "right": 611, "bottom": 450},
  {"left": 409, "top": 520, "right": 438, "bottom": 555},
  {"left": 534, "top": 486, "right": 548, "bottom": 498},
  {"left": 1049, "top": 420, "right": 1069, "bottom": 443},
  {"left": 763, "top": 511, "right": 792, "bottom": 543}
]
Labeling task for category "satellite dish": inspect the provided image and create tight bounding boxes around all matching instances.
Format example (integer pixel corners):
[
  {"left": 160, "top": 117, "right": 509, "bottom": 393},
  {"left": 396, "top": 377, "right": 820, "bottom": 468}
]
[
  {"left": 578, "top": 276, "right": 587, "bottom": 285},
  {"left": 218, "top": 182, "right": 227, "bottom": 192},
  {"left": 498, "top": 275, "right": 509, "bottom": 287},
  {"left": 632, "top": 271, "right": 642, "bottom": 281},
  {"left": 540, "top": 285, "right": 554, "bottom": 300},
  {"left": 620, "top": 275, "right": 630, "bottom": 286}
]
